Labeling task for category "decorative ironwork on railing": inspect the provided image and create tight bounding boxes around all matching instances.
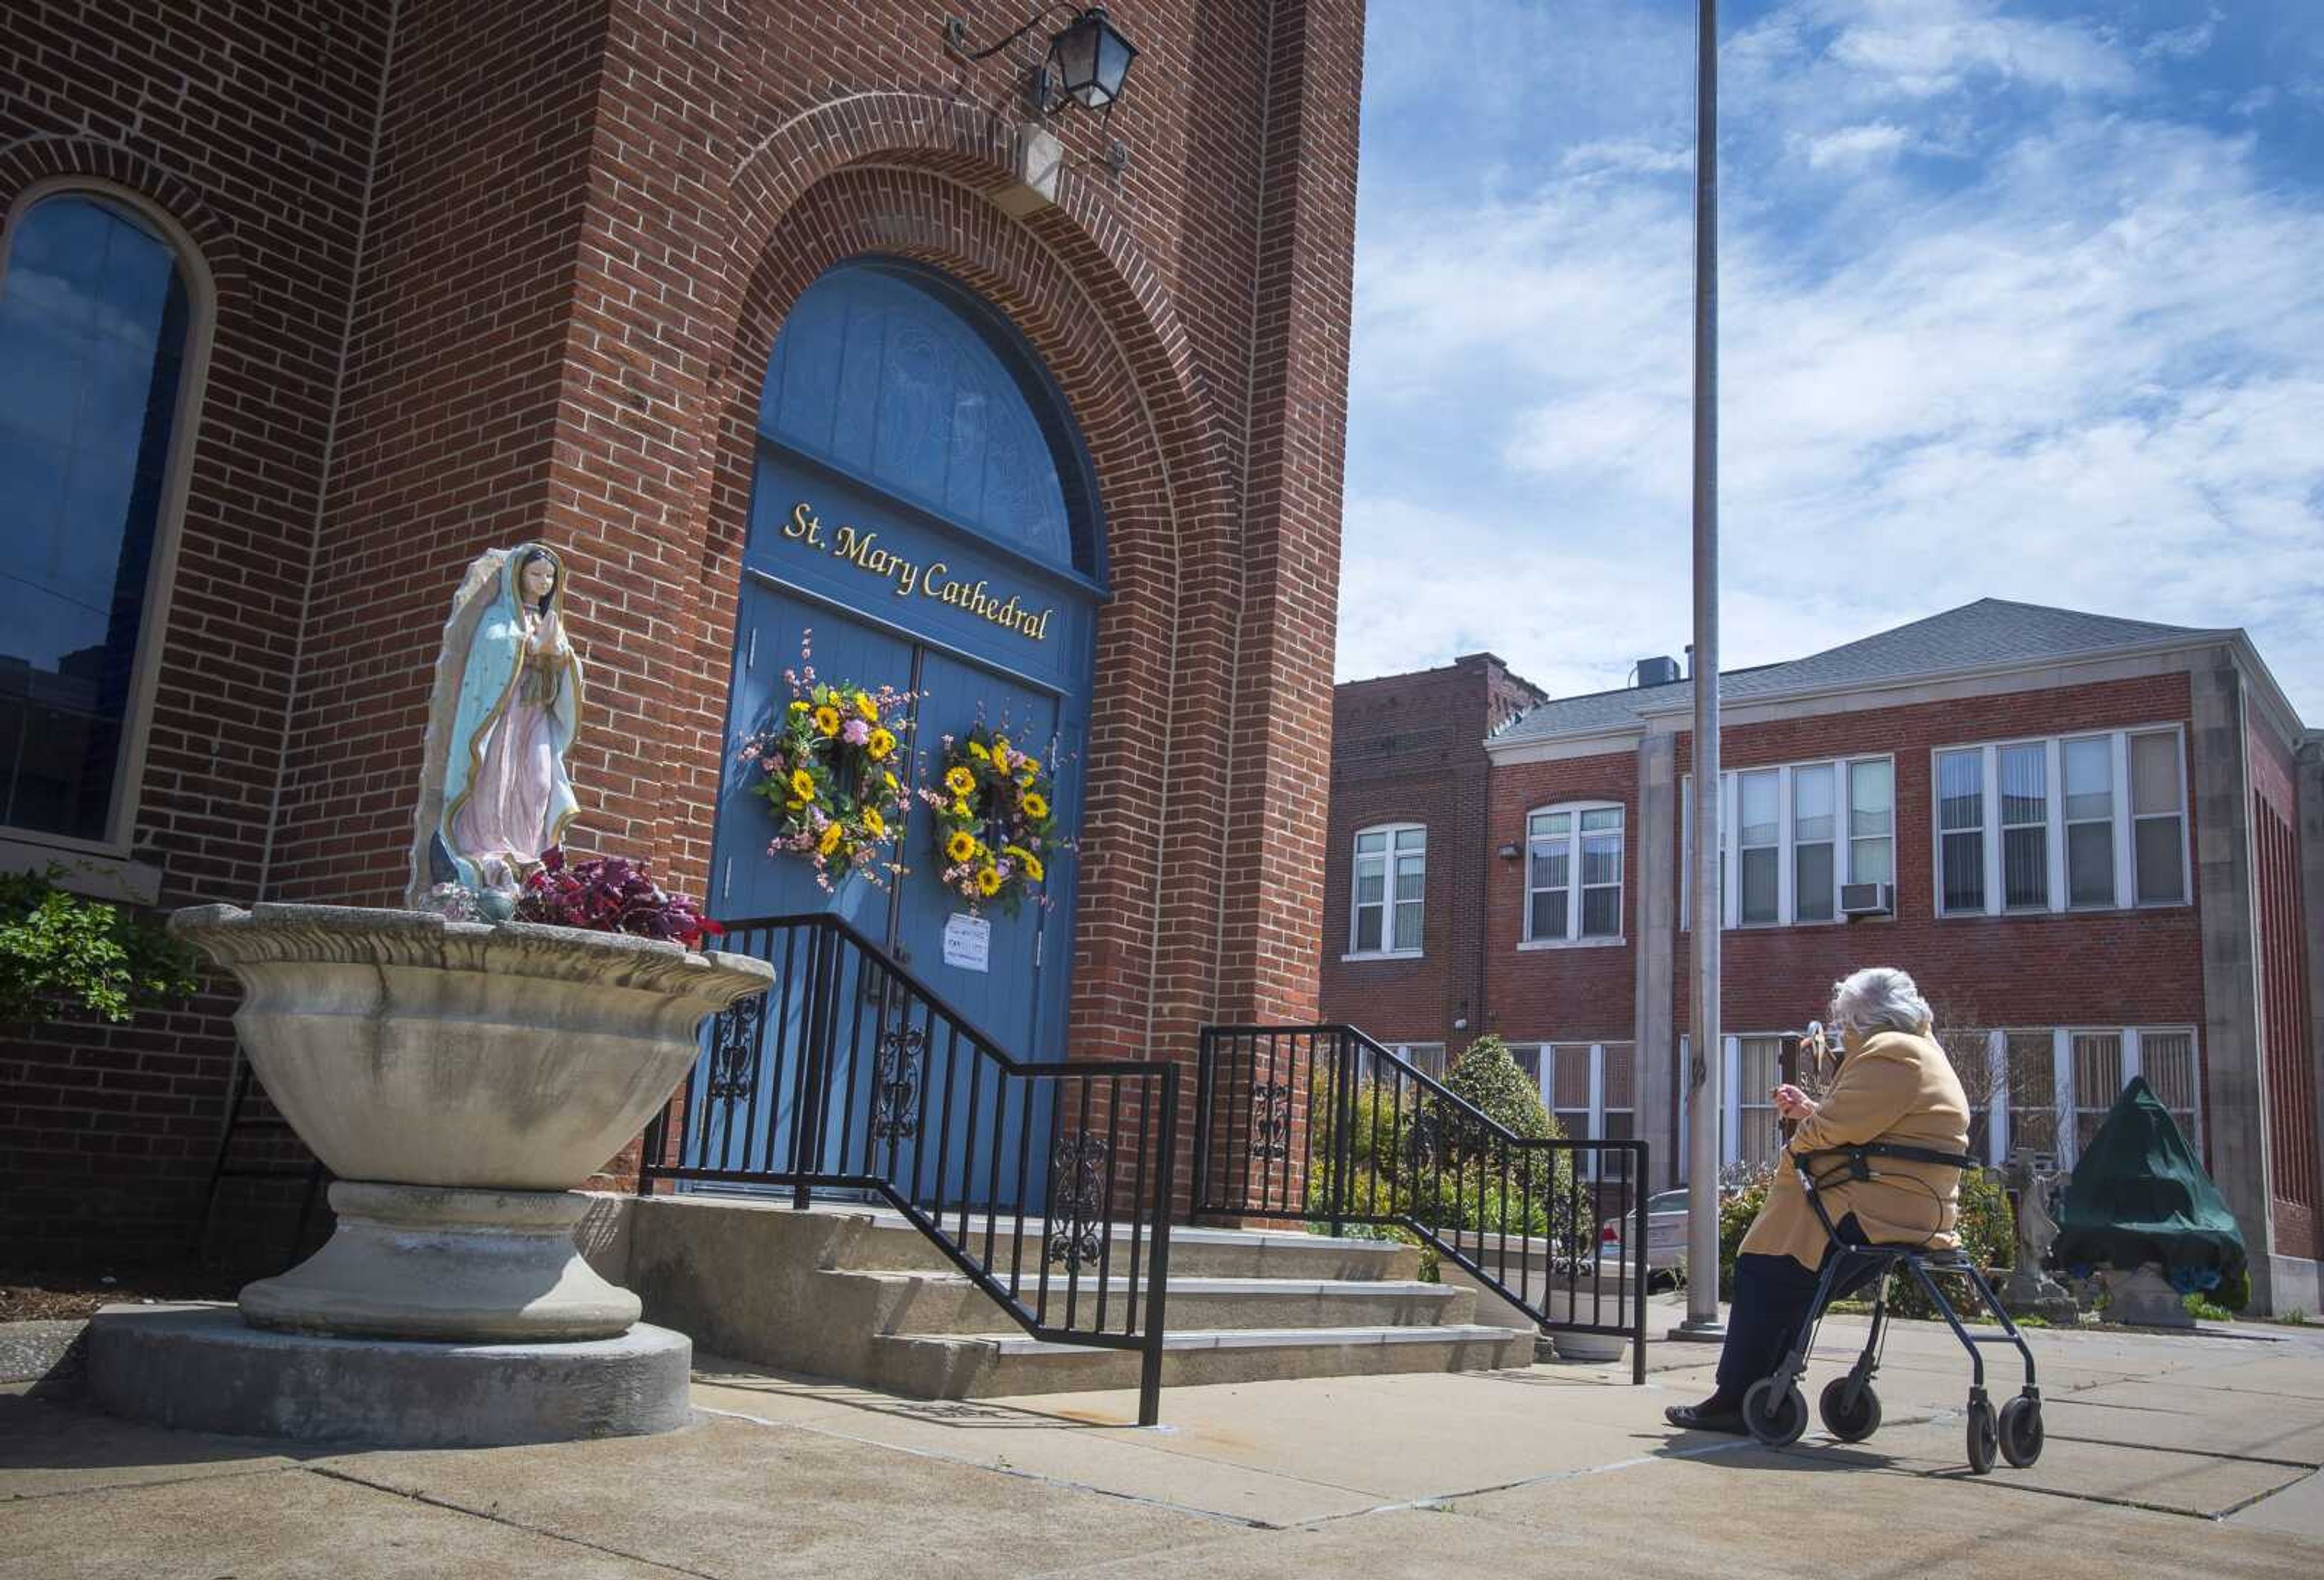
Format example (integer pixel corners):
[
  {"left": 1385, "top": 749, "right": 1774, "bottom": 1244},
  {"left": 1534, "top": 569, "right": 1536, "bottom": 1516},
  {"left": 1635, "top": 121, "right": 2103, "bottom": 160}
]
[
  {"left": 638, "top": 913, "right": 1179, "bottom": 1425},
  {"left": 1193, "top": 1025, "right": 1650, "bottom": 1383}
]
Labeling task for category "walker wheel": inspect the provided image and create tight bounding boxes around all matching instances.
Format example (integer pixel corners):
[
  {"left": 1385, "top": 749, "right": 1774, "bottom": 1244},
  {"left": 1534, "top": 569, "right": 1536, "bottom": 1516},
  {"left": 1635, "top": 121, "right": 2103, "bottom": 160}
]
[
  {"left": 1966, "top": 1397, "right": 1999, "bottom": 1475},
  {"left": 1819, "top": 1375, "right": 1882, "bottom": 1443},
  {"left": 1998, "top": 1395, "right": 2044, "bottom": 1468},
  {"left": 1744, "top": 1377, "right": 1809, "bottom": 1448}
]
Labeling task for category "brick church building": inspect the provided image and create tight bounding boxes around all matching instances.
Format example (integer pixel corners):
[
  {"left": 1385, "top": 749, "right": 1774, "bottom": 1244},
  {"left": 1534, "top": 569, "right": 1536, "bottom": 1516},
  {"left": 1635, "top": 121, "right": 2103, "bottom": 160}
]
[
  {"left": 1322, "top": 603, "right": 2324, "bottom": 1316},
  {"left": 2, "top": 1, "right": 1364, "bottom": 1266}
]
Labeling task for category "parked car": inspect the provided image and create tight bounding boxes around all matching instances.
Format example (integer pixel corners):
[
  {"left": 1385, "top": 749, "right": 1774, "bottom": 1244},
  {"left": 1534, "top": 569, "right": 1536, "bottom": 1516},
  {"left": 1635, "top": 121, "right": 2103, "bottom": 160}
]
[{"left": 1601, "top": 1187, "right": 1692, "bottom": 1281}]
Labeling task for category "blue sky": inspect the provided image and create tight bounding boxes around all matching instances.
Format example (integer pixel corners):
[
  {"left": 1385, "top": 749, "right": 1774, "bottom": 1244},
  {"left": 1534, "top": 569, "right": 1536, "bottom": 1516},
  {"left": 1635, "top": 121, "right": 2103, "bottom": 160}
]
[{"left": 1341, "top": 0, "right": 2324, "bottom": 718}]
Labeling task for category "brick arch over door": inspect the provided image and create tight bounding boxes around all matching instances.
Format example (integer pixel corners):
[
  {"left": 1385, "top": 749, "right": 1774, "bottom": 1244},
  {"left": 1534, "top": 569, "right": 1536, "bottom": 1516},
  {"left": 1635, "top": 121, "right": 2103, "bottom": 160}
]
[{"left": 690, "top": 159, "right": 1241, "bottom": 1067}]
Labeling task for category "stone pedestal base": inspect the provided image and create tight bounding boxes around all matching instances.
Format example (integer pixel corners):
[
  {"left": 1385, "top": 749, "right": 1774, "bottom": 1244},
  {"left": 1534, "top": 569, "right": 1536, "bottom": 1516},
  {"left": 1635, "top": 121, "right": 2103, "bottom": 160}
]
[
  {"left": 241, "top": 1181, "right": 641, "bottom": 1342},
  {"left": 89, "top": 1306, "right": 692, "bottom": 1447},
  {"left": 2102, "top": 1263, "right": 2194, "bottom": 1328},
  {"left": 1999, "top": 1271, "right": 2084, "bottom": 1326}
]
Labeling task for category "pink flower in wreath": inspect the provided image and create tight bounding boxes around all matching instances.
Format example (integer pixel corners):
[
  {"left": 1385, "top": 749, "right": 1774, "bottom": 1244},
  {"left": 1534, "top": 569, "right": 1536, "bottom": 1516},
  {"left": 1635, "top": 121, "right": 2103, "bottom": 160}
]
[{"left": 842, "top": 716, "right": 871, "bottom": 746}]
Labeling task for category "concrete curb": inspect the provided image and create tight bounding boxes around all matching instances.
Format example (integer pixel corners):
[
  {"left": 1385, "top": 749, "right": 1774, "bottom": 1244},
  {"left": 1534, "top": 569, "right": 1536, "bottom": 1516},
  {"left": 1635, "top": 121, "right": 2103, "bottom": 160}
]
[{"left": 0, "top": 1318, "right": 90, "bottom": 1387}]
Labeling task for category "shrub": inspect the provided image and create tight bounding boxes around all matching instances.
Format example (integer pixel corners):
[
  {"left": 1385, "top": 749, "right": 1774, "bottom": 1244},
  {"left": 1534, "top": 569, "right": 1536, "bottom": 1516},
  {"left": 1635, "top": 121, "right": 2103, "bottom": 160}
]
[
  {"left": 0, "top": 868, "right": 197, "bottom": 1029},
  {"left": 1442, "top": 1034, "right": 1552, "bottom": 1141},
  {"left": 1304, "top": 1034, "right": 1582, "bottom": 1262},
  {"left": 1716, "top": 1169, "right": 1772, "bottom": 1300},
  {"left": 1886, "top": 1166, "right": 2014, "bottom": 1320}
]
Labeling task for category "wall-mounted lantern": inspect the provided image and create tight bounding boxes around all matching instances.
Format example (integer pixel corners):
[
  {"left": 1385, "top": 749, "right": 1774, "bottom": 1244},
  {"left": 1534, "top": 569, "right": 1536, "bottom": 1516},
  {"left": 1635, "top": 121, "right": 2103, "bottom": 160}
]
[{"left": 946, "top": 5, "right": 1140, "bottom": 123}]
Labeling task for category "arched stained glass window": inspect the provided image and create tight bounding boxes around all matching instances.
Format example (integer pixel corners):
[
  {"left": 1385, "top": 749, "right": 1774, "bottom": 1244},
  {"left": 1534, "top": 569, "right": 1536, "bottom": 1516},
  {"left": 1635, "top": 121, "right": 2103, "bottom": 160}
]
[{"left": 0, "top": 194, "right": 194, "bottom": 843}]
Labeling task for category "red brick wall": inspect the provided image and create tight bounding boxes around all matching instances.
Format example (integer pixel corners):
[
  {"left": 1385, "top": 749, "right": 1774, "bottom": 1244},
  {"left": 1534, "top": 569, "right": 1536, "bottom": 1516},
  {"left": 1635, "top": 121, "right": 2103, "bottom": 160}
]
[
  {"left": 1483, "top": 748, "right": 1641, "bottom": 1045},
  {"left": 1669, "top": 675, "right": 2205, "bottom": 1039},
  {"left": 4, "top": 1, "right": 1367, "bottom": 1258},
  {"left": 2251, "top": 718, "right": 2321, "bottom": 1256},
  {"left": 1320, "top": 657, "right": 1541, "bottom": 1050},
  {"left": 0, "top": 1, "right": 392, "bottom": 1267},
  {"left": 1467, "top": 674, "right": 2209, "bottom": 1164}
]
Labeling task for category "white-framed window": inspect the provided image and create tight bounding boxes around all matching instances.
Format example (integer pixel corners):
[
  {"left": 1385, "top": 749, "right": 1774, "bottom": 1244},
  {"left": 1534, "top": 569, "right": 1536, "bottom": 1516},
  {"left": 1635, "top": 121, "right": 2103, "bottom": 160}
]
[
  {"left": 1352, "top": 1041, "right": 1446, "bottom": 1086},
  {"left": 1388, "top": 1041, "right": 1446, "bottom": 1081},
  {"left": 1348, "top": 823, "right": 1425, "bottom": 958},
  {"left": 1678, "top": 1025, "right": 2201, "bottom": 1174},
  {"left": 1510, "top": 1041, "right": 1636, "bottom": 1178},
  {"left": 1850, "top": 758, "right": 1895, "bottom": 891},
  {"left": 1932, "top": 727, "right": 2190, "bottom": 917},
  {"left": 1792, "top": 764, "right": 1837, "bottom": 924},
  {"left": 1946, "top": 1024, "right": 2201, "bottom": 1168},
  {"left": 2063, "top": 737, "right": 2116, "bottom": 906},
  {"left": 1684, "top": 756, "right": 1896, "bottom": 928},
  {"left": 1733, "top": 1035, "right": 1787, "bottom": 1172},
  {"left": 2129, "top": 732, "right": 2189, "bottom": 905},
  {"left": 1523, "top": 802, "right": 1623, "bottom": 945},
  {"left": 1737, "top": 771, "right": 1779, "bottom": 925},
  {"left": 0, "top": 185, "right": 210, "bottom": 854}
]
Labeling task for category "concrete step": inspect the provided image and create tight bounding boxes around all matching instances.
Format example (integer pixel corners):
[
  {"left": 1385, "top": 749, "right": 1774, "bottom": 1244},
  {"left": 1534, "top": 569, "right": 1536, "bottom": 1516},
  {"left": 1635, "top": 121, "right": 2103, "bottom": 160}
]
[
  {"left": 841, "top": 1209, "right": 1424, "bottom": 1282},
  {"left": 636, "top": 1194, "right": 1423, "bottom": 1282},
  {"left": 867, "top": 1323, "right": 1534, "bottom": 1398},
  {"left": 819, "top": 1270, "right": 1477, "bottom": 1335}
]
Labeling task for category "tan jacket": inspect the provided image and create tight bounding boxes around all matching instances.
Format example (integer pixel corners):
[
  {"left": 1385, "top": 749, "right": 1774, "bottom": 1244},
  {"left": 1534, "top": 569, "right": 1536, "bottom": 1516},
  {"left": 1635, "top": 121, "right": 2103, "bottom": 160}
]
[{"left": 1738, "top": 1028, "right": 1971, "bottom": 1271}]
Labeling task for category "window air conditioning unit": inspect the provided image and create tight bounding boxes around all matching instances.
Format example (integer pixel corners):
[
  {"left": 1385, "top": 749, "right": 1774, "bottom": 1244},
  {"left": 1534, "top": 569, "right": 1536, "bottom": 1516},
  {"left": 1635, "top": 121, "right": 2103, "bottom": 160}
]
[{"left": 1839, "top": 882, "right": 1894, "bottom": 918}]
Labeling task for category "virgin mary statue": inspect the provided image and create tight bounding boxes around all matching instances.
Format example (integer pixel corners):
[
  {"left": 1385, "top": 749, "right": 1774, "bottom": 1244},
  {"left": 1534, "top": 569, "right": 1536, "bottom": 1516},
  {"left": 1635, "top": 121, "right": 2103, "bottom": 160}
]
[{"left": 418, "top": 544, "right": 585, "bottom": 902}]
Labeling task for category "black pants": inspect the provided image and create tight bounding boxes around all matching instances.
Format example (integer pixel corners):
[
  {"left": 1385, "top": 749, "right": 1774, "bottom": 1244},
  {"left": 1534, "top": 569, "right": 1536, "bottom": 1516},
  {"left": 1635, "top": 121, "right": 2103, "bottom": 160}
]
[{"left": 1712, "top": 1214, "right": 1885, "bottom": 1408}]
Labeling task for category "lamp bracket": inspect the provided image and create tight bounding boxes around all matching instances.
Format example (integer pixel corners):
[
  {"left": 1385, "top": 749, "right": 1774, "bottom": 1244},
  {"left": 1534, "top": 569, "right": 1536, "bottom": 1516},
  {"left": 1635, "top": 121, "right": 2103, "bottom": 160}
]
[{"left": 944, "top": 6, "right": 1079, "bottom": 64}]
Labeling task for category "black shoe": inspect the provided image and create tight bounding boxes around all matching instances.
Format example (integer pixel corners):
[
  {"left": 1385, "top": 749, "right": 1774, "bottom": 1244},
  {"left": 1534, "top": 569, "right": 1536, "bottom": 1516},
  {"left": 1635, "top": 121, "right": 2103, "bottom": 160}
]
[{"left": 1664, "top": 1401, "right": 1748, "bottom": 1435}]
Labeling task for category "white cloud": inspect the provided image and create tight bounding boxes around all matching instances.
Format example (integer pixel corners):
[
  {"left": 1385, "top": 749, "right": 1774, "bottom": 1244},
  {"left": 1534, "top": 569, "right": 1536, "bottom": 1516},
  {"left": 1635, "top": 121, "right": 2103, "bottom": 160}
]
[
  {"left": 2142, "top": 9, "right": 2222, "bottom": 63},
  {"left": 1801, "top": 122, "right": 1913, "bottom": 169},
  {"left": 1560, "top": 139, "right": 1693, "bottom": 177},
  {"left": 1817, "top": 0, "right": 2138, "bottom": 100},
  {"left": 1342, "top": 2, "right": 2324, "bottom": 720}
]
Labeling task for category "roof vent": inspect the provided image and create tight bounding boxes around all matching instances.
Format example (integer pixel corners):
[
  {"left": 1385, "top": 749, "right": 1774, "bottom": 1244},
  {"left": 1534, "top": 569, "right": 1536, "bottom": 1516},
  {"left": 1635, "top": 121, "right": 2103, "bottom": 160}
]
[{"left": 1635, "top": 656, "right": 1682, "bottom": 688}]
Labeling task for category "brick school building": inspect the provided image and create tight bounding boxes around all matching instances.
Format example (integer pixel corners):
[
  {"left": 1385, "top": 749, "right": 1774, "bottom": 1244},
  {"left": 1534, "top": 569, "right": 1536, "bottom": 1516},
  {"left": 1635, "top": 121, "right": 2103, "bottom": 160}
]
[{"left": 1322, "top": 603, "right": 2324, "bottom": 1316}]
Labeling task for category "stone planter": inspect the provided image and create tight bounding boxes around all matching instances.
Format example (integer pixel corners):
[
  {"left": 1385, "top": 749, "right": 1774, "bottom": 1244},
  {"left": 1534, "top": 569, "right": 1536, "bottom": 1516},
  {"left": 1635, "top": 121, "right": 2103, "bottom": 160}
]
[
  {"left": 1543, "top": 1276, "right": 1640, "bottom": 1364},
  {"left": 169, "top": 903, "right": 772, "bottom": 1343},
  {"left": 1546, "top": 1329, "right": 1631, "bottom": 1364}
]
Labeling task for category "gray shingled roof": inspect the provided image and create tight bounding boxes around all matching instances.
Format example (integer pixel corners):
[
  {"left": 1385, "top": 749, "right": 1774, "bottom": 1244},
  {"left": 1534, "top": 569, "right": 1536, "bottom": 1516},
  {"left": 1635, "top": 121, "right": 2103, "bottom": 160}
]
[{"left": 1492, "top": 599, "right": 2230, "bottom": 746}]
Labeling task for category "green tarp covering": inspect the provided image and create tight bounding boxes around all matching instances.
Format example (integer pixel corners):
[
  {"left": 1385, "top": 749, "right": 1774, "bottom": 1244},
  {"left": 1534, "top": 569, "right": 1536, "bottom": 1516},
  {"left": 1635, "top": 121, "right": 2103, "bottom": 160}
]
[{"left": 2052, "top": 1076, "right": 2246, "bottom": 1288}]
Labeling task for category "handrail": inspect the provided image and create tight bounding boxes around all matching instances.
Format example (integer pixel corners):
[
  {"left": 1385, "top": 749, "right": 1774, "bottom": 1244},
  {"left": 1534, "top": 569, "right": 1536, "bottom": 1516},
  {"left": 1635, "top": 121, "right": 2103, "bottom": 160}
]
[
  {"left": 639, "top": 911, "right": 1179, "bottom": 1424},
  {"left": 1193, "top": 1023, "right": 1649, "bottom": 1383}
]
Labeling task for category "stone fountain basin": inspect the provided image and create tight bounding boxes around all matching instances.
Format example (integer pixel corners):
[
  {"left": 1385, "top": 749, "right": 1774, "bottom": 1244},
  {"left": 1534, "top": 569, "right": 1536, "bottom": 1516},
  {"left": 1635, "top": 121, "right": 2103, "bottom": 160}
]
[{"left": 171, "top": 903, "right": 772, "bottom": 1191}]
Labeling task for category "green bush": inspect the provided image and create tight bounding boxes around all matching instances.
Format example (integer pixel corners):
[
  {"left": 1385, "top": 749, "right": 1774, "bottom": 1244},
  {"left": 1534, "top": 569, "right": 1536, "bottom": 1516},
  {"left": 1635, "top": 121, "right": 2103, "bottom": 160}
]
[
  {"left": 1713, "top": 1162, "right": 2015, "bottom": 1320},
  {"left": 0, "top": 868, "right": 197, "bottom": 1028},
  {"left": 1442, "top": 1034, "right": 1552, "bottom": 1140},
  {"left": 1886, "top": 1166, "right": 2014, "bottom": 1320},
  {"left": 1304, "top": 1034, "right": 1581, "bottom": 1261},
  {"left": 1716, "top": 1170, "right": 1771, "bottom": 1300}
]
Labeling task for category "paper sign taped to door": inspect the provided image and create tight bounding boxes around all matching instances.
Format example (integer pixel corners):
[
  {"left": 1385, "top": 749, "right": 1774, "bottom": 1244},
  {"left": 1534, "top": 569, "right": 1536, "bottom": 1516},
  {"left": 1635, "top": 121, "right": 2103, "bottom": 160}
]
[{"left": 942, "top": 912, "right": 991, "bottom": 974}]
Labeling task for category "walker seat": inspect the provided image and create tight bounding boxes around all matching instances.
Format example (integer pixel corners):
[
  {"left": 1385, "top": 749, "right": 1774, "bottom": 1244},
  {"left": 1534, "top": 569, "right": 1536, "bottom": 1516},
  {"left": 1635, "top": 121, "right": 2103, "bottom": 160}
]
[{"left": 1740, "top": 1142, "right": 2044, "bottom": 1474}]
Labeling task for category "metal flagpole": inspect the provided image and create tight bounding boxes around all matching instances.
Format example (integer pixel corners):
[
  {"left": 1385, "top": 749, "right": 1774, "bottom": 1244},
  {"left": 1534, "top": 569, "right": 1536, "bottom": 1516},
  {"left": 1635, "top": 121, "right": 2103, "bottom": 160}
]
[{"left": 1674, "top": 0, "right": 1725, "bottom": 1342}]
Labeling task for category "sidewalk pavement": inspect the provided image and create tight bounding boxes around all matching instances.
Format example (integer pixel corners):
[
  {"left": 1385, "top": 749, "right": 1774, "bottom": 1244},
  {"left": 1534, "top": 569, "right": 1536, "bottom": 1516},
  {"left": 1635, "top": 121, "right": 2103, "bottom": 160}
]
[{"left": 5, "top": 1302, "right": 2322, "bottom": 1579}]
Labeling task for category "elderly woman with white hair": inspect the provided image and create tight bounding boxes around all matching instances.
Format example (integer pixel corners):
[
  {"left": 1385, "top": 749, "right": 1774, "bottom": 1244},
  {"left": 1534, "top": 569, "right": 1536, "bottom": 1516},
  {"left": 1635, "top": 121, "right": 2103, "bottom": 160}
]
[{"left": 1666, "top": 966, "right": 1972, "bottom": 1436}]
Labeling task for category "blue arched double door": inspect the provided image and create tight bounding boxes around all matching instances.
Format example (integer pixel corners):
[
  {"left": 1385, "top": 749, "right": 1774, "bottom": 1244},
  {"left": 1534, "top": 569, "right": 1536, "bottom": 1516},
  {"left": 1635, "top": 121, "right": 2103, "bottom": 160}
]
[{"left": 691, "top": 260, "right": 1104, "bottom": 1201}]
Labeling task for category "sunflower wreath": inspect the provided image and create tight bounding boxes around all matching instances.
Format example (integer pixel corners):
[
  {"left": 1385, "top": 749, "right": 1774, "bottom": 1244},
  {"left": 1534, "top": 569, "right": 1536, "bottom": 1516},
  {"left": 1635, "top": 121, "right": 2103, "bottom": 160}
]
[
  {"left": 920, "top": 723, "right": 1066, "bottom": 916},
  {"left": 740, "top": 632, "right": 914, "bottom": 891}
]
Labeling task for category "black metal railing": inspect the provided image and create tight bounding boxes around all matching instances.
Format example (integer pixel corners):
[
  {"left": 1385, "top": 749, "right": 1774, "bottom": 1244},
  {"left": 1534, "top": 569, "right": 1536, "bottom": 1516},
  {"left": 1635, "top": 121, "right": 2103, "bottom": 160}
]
[
  {"left": 1193, "top": 1025, "right": 1648, "bottom": 1383},
  {"left": 637, "top": 913, "right": 1180, "bottom": 1424}
]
